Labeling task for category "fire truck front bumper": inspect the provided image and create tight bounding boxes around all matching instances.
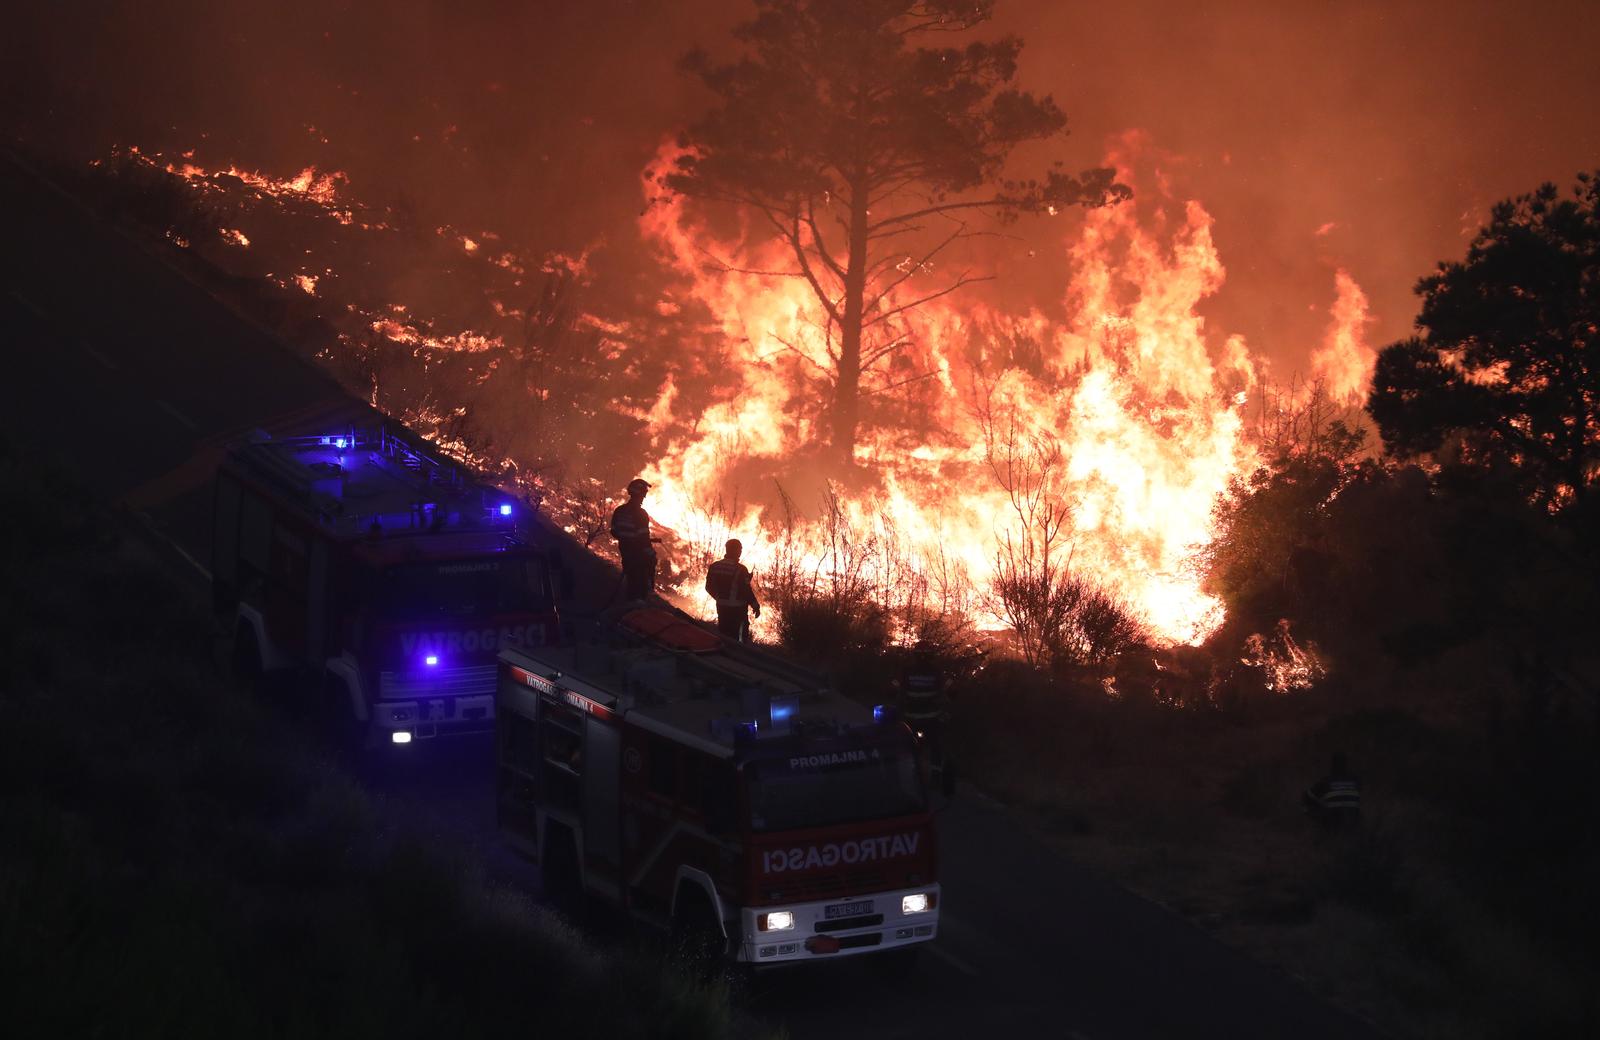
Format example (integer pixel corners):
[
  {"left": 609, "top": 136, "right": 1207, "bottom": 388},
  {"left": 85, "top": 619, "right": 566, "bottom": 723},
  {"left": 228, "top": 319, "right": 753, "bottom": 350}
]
[
  {"left": 739, "top": 884, "right": 940, "bottom": 965},
  {"left": 375, "top": 693, "right": 496, "bottom": 745}
]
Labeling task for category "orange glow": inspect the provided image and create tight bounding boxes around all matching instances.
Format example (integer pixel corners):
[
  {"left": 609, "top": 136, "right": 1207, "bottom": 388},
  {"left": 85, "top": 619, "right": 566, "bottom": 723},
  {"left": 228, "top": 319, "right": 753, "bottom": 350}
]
[{"left": 636, "top": 133, "right": 1275, "bottom": 645}]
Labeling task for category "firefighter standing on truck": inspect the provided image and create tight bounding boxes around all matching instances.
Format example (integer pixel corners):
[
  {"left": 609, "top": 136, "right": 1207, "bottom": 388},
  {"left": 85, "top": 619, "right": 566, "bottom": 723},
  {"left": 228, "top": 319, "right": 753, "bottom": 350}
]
[
  {"left": 611, "top": 478, "right": 657, "bottom": 605},
  {"left": 705, "top": 538, "right": 760, "bottom": 641}
]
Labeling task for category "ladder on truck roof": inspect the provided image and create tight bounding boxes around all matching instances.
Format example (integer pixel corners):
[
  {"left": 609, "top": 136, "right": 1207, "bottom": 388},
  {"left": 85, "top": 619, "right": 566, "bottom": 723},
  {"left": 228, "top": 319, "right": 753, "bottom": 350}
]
[{"left": 233, "top": 421, "right": 506, "bottom": 537}]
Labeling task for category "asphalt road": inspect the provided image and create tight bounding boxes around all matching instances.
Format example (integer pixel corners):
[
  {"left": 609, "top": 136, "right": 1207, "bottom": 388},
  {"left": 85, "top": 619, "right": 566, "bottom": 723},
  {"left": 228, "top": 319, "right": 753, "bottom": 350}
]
[{"left": 0, "top": 151, "right": 1382, "bottom": 1040}]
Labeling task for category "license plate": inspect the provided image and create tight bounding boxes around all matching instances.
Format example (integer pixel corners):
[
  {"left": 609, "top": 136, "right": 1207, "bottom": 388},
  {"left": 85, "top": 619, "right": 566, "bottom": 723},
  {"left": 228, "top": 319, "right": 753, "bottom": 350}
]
[{"left": 824, "top": 899, "right": 873, "bottom": 920}]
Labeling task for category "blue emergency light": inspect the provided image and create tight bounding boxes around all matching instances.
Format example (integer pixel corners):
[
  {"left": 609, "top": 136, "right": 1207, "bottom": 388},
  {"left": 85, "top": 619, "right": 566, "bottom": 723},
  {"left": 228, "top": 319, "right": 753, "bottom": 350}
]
[
  {"left": 424, "top": 654, "right": 439, "bottom": 667},
  {"left": 769, "top": 695, "right": 798, "bottom": 728},
  {"left": 499, "top": 503, "right": 513, "bottom": 517}
]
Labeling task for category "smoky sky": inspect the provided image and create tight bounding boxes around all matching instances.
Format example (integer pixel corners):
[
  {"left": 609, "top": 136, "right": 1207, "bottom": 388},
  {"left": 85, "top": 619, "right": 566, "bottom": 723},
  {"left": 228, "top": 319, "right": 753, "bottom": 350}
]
[{"left": 7, "top": 0, "right": 1599, "bottom": 370}]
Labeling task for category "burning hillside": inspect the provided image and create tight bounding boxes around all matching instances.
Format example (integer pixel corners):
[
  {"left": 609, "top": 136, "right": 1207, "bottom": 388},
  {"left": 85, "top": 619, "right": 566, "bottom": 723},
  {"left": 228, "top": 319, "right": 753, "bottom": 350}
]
[{"left": 90, "top": 130, "right": 1374, "bottom": 657}]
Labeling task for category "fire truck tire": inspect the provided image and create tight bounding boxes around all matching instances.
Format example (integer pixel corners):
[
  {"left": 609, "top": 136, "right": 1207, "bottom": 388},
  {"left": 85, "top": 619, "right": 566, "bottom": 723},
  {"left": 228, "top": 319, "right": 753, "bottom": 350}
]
[
  {"left": 541, "top": 826, "right": 583, "bottom": 916},
  {"left": 231, "top": 621, "right": 262, "bottom": 680},
  {"left": 670, "top": 888, "right": 727, "bottom": 975}
]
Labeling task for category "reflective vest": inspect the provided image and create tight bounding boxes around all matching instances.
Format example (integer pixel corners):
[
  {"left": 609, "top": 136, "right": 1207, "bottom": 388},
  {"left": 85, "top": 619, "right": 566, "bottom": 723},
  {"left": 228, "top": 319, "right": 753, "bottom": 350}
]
[
  {"left": 1320, "top": 779, "right": 1361, "bottom": 811},
  {"left": 705, "top": 558, "right": 756, "bottom": 609}
]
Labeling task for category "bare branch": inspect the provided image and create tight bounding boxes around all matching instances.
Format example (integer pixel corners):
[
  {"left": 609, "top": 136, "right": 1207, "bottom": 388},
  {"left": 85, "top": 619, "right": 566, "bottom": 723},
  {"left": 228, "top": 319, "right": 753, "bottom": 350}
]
[
  {"left": 864, "top": 272, "right": 992, "bottom": 328},
  {"left": 861, "top": 370, "right": 938, "bottom": 397}
]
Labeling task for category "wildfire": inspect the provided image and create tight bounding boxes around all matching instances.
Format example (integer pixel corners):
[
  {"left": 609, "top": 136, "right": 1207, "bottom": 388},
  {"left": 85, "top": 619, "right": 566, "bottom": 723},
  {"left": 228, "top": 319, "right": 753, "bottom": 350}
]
[
  {"left": 105, "top": 133, "right": 1376, "bottom": 660},
  {"left": 636, "top": 133, "right": 1283, "bottom": 645}
]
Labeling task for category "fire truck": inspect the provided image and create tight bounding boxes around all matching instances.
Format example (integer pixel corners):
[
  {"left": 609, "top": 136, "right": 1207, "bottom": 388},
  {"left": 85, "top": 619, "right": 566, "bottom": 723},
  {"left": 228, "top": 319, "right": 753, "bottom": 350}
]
[
  {"left": 212, "top": 422, "right": 565, "bottom": 749},
  {"left": 495, "top": 608, "right": 940, "bottom": 967}
]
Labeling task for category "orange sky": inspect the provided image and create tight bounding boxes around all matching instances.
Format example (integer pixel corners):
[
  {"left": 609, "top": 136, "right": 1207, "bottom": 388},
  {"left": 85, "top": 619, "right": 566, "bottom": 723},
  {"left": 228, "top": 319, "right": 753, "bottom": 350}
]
[{"left": 7, "top": 0, "right": 1598, "bottom": 368}]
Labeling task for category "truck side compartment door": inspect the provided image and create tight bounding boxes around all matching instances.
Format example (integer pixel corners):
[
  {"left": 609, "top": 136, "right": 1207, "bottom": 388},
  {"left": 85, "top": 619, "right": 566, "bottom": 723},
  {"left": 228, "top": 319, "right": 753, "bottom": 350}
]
[
  {"left": 495, "top": 671, "right": 543, "bottom": 850},
  {"left": 584, "top": 716, "right": 621, "bottom": 890}
]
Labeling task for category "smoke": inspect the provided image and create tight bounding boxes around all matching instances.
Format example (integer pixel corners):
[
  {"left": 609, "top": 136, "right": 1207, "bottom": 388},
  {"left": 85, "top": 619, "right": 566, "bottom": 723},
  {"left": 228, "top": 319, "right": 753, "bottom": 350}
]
[{"left": 9, "top": 0, "right": 1599, "bottom": 371}]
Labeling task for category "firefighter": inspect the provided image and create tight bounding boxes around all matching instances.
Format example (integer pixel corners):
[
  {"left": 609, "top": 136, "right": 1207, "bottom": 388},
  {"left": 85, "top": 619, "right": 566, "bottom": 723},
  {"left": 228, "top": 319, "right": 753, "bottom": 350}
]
[
  {"left": 704, "top": 538, "right": 760, "bottom": 640},
  {"left": 611, "top": 478, "right": 657, "bottom": 604},
  {"left": 897, "top": 641, "right": 956, "bottom": 794},
  {"left": 897, "top": 642, "right": 949, "bottom": 731},
  {"left": 1302, "top": 750, "right": 1361, "bottom": 828}
]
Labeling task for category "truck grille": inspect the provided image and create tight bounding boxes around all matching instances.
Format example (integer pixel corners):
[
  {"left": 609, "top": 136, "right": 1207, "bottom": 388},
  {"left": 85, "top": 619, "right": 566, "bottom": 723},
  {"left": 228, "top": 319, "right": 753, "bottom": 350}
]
[
  {"left": 814, "top": 914, "right": 884, "bottom": 933},
  {"left": 378, "top": 663, "right": 496, "bottom": 700}
]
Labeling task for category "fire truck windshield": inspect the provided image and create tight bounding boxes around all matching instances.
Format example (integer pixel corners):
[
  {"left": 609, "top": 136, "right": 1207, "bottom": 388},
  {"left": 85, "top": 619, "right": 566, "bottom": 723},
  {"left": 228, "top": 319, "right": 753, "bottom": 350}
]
[
  {"left": 745, "top": 745, "right": 925, "bottom": 832},
  {"left": 377, "top": 557, "right": 549, "bottom": 618}
]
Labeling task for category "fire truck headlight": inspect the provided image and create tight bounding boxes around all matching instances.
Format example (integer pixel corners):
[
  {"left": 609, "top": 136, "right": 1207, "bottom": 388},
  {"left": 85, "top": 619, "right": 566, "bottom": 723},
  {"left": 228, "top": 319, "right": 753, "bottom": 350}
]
[
  {"left": 758, "top": 910, "right": 795, "bottom": 932},
  {"left": 901, "top": 893, "right": 934, "bottom": 915},
  {"left": 391, "top": 731, "right": 413, "bottom": 746}
]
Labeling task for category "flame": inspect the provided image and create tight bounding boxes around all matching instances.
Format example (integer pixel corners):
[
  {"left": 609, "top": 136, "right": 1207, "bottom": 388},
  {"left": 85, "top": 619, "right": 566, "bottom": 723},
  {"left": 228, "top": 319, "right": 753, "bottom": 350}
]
[
  {"left": 637, "top": 133, "right": 1263, "bottom": 645},
  {"left": 1310, "top": 268, "right": 1376, "bottom": 406},
  {"left": 1240, "top": 619, "right": 1327, "bottom": 694},
  {"left": 117, "top": 146, "right": 383, "bottom": 229}
]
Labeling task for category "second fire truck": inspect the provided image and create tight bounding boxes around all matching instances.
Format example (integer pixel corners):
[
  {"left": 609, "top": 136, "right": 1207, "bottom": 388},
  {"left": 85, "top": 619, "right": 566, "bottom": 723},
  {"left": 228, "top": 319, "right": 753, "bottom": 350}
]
[
  {"left": 495, "top": 607, "right": 940, "bottom": 967},
  {"left": 212, "top": 421, "right": 566, "bottom": 749}
]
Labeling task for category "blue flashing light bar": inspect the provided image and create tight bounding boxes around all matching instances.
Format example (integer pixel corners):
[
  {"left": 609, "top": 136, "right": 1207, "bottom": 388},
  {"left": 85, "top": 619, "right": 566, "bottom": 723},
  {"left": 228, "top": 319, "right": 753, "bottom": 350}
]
[
  {"left": 769, "top": 695, "right": 798, "bottom": 728},
  {"left": 499, "top": 503, "right": 513, "bottom": 517}
]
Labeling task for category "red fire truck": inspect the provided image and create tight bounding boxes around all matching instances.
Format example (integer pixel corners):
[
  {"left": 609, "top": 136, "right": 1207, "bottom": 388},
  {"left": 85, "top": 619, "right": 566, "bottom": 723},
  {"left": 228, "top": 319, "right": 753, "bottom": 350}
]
[
  {"left": 212, "top": 422, "right": 565, "bottom": 749},
  {"left": 495, "top": 608, "right": 940, "bottom": 967}
]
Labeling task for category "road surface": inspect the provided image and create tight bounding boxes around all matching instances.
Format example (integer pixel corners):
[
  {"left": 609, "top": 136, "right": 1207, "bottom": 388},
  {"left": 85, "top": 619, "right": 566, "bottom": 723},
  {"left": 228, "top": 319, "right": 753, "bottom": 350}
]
[{"left": 0, "top": 150, "right": 1382, "bottom": 1040}]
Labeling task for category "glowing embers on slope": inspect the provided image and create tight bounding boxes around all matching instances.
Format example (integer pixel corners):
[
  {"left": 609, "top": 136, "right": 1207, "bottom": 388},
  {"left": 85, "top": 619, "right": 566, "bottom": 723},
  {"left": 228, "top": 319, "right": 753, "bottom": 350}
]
[{"left": 116, "top": 145, "right": 376, "bottom": 228}]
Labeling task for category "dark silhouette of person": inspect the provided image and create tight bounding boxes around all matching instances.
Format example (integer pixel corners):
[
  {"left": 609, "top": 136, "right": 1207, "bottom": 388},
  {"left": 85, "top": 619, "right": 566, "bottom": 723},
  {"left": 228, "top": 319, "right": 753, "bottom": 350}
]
[
  {"left": 610, "top": 478, "right": 657, "bottom": 604},
  {"left": 704, "top": 538, "right": 760, "bottom": 640},
  {"left": 897, "top": 642, "right": 948, "bottom": 729},
  {"left": 1303, "top": 750, "right": 1361, "bottom": 828}
]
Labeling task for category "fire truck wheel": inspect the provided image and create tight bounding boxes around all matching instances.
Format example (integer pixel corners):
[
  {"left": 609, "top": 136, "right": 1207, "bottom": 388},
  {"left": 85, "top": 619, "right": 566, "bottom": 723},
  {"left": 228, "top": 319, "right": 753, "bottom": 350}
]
[
  {"left": 541, "top": 826, "right": 583, "bottom": 916},
  {"left": 670, "top": 889, "right": 727, "bottom": 976},
  {"left": 231, "top": 622, "right": 262, "bottom": 681}
]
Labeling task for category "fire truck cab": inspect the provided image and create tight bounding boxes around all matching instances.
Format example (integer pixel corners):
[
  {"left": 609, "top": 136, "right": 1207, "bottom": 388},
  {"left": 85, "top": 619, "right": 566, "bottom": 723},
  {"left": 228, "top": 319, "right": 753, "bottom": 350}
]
[
  {"left": 496, "top": 608, "right": 940, "bottom": 967},
  {"left": 212, "top": 423, "right": 562, "bottom": 748}
]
